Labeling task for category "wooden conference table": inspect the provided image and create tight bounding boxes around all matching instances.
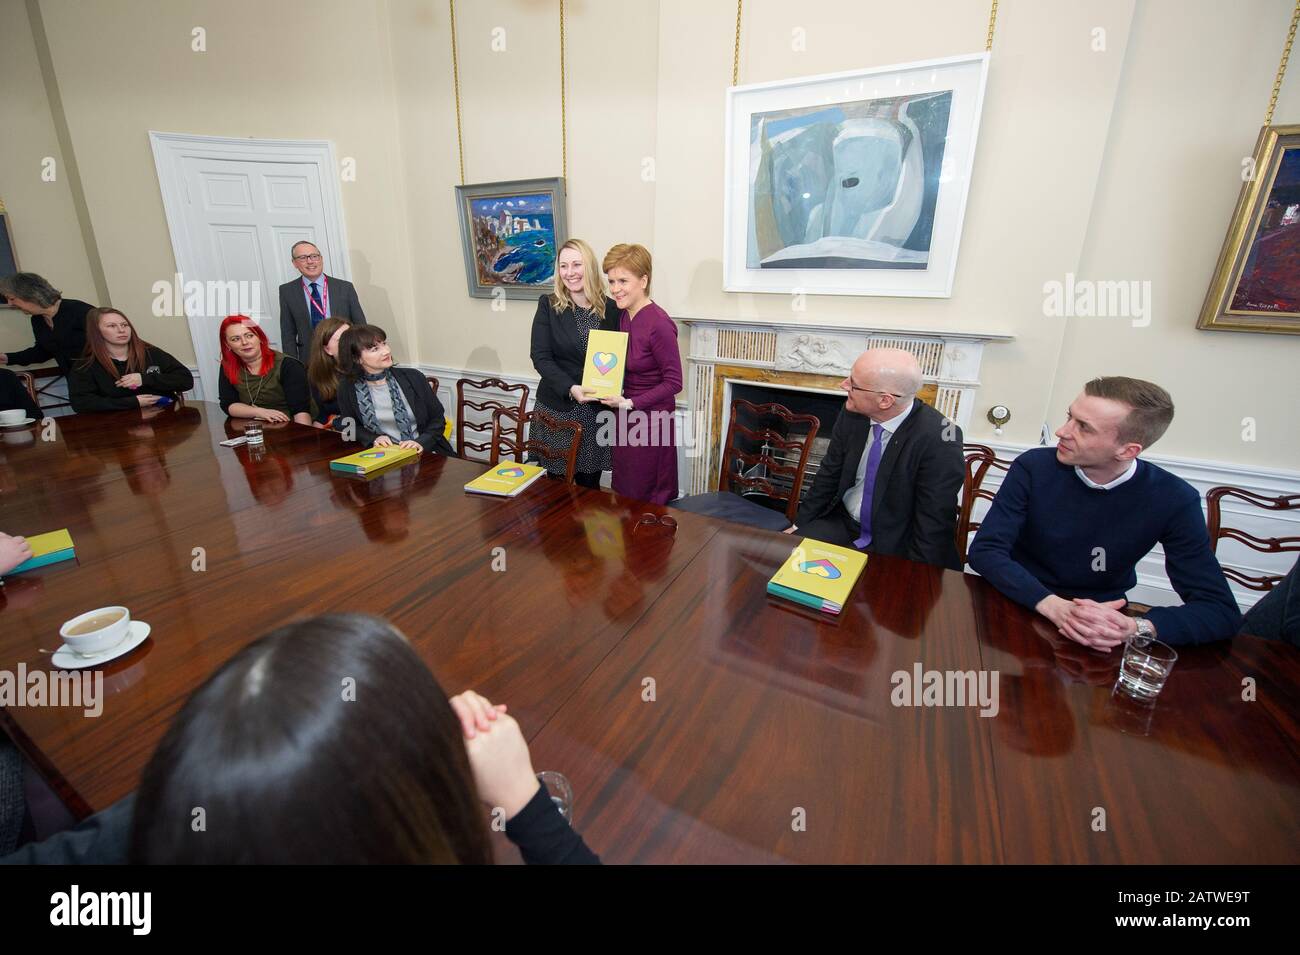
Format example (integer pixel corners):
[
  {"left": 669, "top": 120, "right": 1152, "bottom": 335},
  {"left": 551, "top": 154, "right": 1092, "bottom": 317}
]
[{"left": 0, "top": 403, "right": 1296, "bottom": 864}]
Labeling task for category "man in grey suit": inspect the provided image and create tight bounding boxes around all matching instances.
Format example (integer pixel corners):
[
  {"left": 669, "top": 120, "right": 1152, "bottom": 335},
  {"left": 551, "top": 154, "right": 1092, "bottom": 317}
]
[
  {"left": 277, "top": 241, "right": 367, "bottom": 361},
  {"left": 785, "top": 347, "right": 965, "bottom": 570}
]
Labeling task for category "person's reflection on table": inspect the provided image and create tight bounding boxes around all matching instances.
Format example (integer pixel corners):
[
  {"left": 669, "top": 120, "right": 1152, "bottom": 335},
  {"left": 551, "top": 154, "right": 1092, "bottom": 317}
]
[
  {"left": 239, "top": 449, "right": 296, "bottom": 508},
  {"left": 991, "top": 670, "right": 1076, "bottom": 758},
  {"left": 329, "top": 459, "right": 431, "bottom": 542},
  {"left": 112, "top": 404, "right": 201, "bottom": 496}
]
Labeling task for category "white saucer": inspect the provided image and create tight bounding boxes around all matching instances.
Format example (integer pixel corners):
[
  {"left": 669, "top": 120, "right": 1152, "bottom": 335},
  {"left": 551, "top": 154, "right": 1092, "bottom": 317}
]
[
  {"left": 51, "top": 621, "right": 151, "bottom": 670},
  {"left": 0, "top": 417, "right": 35, "bottom": 428}
]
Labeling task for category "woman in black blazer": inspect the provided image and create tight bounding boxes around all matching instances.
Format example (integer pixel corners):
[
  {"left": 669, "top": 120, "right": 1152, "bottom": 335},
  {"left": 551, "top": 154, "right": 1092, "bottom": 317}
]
[
  {"left": 335, "top": 325, "right": 454, "bottom": 456},
  {"left": 529, "top": 238, "right": 621, "bottom": 488}
]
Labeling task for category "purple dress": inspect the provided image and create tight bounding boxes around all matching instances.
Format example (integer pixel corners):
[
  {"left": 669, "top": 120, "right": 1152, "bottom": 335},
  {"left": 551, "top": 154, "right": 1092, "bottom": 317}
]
[{"left": 611, "top": 302, "right": 682, "bottom": 505}]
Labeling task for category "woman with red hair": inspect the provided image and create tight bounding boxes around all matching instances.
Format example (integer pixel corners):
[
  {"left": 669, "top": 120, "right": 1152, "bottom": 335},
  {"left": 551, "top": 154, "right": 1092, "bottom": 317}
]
[
  {"left": 69, "top": 307, "right": 193, "bottom": 413},
  {"left": 217, "top": 316, "right": 311, "bottom": 425}
]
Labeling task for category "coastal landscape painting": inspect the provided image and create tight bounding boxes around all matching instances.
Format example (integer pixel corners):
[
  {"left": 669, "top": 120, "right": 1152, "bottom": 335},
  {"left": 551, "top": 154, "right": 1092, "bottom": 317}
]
[{"left": 455, "top": 178, "right": 567, "bottom": 300}]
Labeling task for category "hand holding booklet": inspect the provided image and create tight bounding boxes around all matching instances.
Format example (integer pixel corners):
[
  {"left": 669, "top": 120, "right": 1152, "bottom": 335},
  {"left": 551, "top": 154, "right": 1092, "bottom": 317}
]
[
  {"left": 581, "top": 329, "right": 629, "bottom": 399},
  {"left": 330, "top": 446, "right": 421, "bottom": 476},
  {"left": 766, "top": 539, "right": 868, "bottom": 615},
  {"left": 465, "top": 461, "right": 546, "bottom": 497},
  {"left": 8, "top": 528, "right": 76, "bottom": 575}
]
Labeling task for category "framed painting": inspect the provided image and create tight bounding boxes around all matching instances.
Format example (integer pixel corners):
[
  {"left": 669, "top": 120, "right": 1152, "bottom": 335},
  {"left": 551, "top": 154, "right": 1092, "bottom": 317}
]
[
  {"left": 455, "top": 177, "right": 567, "bottom": 300},
  {"left": 0, "top": 199, "right": 18, "bottom": 307},
  {"left": 723, "top": 53, "right": 989, "bottom": 298},
  {"left": 1198, "top": 125, "right": 1300, "bottom": 335}
]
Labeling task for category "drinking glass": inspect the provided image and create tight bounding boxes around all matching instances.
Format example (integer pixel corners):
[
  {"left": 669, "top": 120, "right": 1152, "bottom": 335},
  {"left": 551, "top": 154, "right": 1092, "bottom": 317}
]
[
  {"left": 1117, "top": 638, "right": 1178, "bottom": 701},
  {"left": 244, "top": 420, "right": 264, "bottom": 447},
  {"left": 536, "top": 771, "right": 574, "bottom": 824}
]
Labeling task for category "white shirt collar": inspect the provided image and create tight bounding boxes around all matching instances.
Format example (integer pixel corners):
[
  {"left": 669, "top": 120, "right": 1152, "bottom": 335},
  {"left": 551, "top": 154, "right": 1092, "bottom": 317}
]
[
  {"left": 872, "top": 398, "right": 915, "bottom": 435},
  {"left": 1074, "top": 458, "right": 1138, "bottom": 490}
]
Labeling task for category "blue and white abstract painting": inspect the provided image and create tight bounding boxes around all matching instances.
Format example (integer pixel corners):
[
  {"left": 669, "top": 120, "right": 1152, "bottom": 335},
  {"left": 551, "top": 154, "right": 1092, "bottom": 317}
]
[{"left": 747, "top": 90, "right": 952, "bottom": 271}]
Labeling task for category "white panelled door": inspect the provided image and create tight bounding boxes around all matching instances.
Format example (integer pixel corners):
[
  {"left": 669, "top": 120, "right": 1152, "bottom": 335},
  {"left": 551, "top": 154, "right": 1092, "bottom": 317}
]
[{"left": 150, "top": 134, "right": 351, "bottom": 401}]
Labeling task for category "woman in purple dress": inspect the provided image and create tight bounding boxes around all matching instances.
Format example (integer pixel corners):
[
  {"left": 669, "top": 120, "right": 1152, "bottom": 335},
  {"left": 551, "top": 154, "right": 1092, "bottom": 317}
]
[{"left": 600, "top": 243, "right": 682, "bottom": 505}]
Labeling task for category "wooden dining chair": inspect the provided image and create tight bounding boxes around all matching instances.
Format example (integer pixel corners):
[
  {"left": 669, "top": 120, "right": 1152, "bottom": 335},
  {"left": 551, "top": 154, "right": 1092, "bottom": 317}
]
[
  {"left": 15, "top": 371, "right": 37, "bottom": 406},
  {"left": 672, "top": 399, "right": 819, "bottom": 531},
  {"left": 489, "top": 406, "right": 583, "bottom": 483},
  {"left": 456, "top": 376, "right": 529, "bottom": 461},
  {"left": 956, "top": 443, "right": 1015, "bottom": 566},
  {"left": 1205, "top": 486, "right": 1300, "bottom": 591}
]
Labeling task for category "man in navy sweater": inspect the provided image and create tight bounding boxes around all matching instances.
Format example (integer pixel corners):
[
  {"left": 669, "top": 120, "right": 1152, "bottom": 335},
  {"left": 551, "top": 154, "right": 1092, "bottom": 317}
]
[{"left": 968, "top": 377, "right": 1240, "bottom": 648}]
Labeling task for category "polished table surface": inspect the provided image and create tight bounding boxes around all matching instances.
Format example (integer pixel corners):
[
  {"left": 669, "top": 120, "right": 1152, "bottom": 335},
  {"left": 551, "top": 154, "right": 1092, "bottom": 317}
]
[{"left": 1, "top": 404, "right": 1297, "bottom": 863}]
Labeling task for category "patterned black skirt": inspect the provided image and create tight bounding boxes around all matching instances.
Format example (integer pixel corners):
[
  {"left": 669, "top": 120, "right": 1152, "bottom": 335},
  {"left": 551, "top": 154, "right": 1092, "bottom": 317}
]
[{"left": 531, "top": 397, "right": 611, "bottom": 477}]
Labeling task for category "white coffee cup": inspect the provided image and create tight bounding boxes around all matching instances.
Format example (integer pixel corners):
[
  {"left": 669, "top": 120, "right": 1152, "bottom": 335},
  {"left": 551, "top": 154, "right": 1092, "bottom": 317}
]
[
  {"left": 60, "top": 606, "right": 132, "bottom": 656},
  {"left": 0, "top": 409, "right": 26, "bottom": 425}
]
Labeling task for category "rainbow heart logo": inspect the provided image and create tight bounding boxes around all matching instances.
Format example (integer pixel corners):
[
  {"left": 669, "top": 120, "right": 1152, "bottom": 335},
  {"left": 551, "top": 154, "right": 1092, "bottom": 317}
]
[
  {"left": 797, "top": 559, "right": 841, "bottom": 579},
  {"left": 360, "top": 451, "right": 387, "bottom": 459},
  {"left": 592, "top": 352, "right": 618, "bottom": 374},
  {"left": 497, "top": 466, "right": 526, "bottom": 478}
]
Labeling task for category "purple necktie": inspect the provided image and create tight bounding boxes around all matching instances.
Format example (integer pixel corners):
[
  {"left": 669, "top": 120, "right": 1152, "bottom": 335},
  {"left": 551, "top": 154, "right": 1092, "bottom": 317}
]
[{"left": 853, "top": 423, "right": 884, "bottom": 549}]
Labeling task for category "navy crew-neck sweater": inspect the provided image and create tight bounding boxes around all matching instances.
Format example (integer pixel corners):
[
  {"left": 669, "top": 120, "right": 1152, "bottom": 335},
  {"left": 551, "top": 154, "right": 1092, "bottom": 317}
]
[{"left": 967, "top": 447, "right": 1240, "bottom": 645}]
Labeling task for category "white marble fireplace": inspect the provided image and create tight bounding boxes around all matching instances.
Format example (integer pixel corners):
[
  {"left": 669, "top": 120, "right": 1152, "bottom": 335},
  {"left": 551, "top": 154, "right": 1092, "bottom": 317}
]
[{"left": 677, "top": 318, "right": 1013, "bottom": 495}]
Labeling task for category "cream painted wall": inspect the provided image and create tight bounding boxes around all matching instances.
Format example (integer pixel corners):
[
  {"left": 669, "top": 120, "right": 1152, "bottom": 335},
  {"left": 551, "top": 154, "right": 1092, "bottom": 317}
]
[
  {"left": 0, "top": 0, "right": 97, "bottom": 358},
  {"left": 18, "top": 0, "right": 420, "bottom": 373},
  {"left": 2, "top": 0, "right": 1295, "bottom": 472},
  {"left": 651, "top": 0, "right": 1139, "bottom": 450},
  {"left": 1051, "top": 0, "right": 1300, "bottom": 469},
  {"left": 386, "top": 0, "right": 661, "bottom": 376}
]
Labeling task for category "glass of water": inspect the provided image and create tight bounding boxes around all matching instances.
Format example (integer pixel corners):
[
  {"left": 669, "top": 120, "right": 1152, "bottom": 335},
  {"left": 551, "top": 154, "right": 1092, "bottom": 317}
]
[
  {"left": 536, "top": 771, "right": 574, "bottom": 825},
  {"left": 1117, "top": 638, "right": 1178, "bottom": 701},
  {"left": 244, "top": 420, "right": 264, "bottom": 447}
]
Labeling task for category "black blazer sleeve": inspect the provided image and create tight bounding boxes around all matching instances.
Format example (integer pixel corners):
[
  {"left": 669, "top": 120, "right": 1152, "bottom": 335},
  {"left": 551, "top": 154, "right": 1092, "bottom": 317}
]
[
  {"left": 504, "top": 783, "right": 601, "bottom": 865},
  {"left": 530, "top": 295, "right": 577, "bottom": 401},
  {"left": 398, "top": 368, "right": 454, "bottom": 455},
  {"left": 0, "top": 370, "right": 40, "bottom": 418},
  {"left": 600, "top": 297, "right": 621, "bottom": 331},
  {"left": 218, "top": 370, "right": 238, "bottom": 415},
  {"left": 278, "top": 283, "right": 301, "bottom": 362},
  {"left": 796, "top": 408, "right": 855, "bottom": 526},
  {"left": 905, "top": 415, "right": 965, "bottom": 570},
  {"left": 4, "top": 316, "right": 52, "bottom": 367},
  {"left": 68, "top": 364, "right": 139, "bottom": 412},
  {"left": 279, "top": 357, "right": 311, "bottom": 417},
  {"left": 141, "top": 347, "right": 194, "bottom": 395},
  {"left": 334, "top": 379, "right": 378, "bottom": 446}
]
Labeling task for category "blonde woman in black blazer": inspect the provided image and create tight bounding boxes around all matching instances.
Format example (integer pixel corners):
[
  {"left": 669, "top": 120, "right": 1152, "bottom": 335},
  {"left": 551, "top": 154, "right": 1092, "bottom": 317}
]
[{"left": 529, "top": 238, "right": 620, "bottom": 488}]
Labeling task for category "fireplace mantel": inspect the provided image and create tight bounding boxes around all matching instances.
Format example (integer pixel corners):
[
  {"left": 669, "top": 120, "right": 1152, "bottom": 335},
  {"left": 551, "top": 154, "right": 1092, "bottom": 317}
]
[{"left": 676, "top": 318, "right": 1013, "bottom": 495}]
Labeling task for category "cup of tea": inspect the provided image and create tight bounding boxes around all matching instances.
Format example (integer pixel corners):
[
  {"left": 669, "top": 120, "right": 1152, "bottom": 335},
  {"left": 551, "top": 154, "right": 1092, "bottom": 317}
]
[
  {"left": 0, "top": 409, "right": 27, "bottom": 426},
  {"left": 60, "top": 606, "right": 132, "bottom": 656}
]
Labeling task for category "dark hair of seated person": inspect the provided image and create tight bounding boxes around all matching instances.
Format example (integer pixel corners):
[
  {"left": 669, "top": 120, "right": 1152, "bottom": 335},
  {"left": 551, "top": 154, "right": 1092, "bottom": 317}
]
[{"left": 130, "top": 614, "right": 492, "bottom": 863}]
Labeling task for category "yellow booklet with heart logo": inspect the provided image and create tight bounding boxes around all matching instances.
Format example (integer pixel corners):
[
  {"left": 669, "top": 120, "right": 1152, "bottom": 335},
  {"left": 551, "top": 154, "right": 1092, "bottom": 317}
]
[
  {"left": 330, "top": 446, "right": 421, "bottom": 475},
  {"left": 581, "top": 329, "right": 629, "bottom": 399},
  {"left": 464, "top": 461, "right": 547, "bottom": 497},
  {"left": 766, "top": 540, "right": 868, "bottom": 615}
]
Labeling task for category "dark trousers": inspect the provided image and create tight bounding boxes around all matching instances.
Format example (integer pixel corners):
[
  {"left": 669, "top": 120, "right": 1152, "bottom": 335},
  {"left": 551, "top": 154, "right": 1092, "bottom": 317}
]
[
  {"left": 574, "top": 471, "right": 602, "bottom": 489},
  {"left": 799, "top": 503, "right": 862, "bottom": 549}
]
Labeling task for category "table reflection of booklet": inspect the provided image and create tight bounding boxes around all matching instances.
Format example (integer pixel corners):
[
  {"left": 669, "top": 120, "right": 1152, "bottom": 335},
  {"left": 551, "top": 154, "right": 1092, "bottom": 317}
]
[
  {"left": 580, "top": 510, "right": 625, "bottom": 560},
  {"left": 581, "top": 330, "right": 629, "bottom": 399},
  {"left": 766, "top": 539, "right": 868, "bottom": 615}
]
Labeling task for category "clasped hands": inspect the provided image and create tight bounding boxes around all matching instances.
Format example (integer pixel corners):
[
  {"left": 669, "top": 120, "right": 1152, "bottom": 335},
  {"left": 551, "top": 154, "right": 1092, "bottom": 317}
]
[
  {"left": 448, "top": 689, "right": 541, "bottom": 821},
  {"left": 1036, "top": 593, "right": 1136, "bottom": 651}
]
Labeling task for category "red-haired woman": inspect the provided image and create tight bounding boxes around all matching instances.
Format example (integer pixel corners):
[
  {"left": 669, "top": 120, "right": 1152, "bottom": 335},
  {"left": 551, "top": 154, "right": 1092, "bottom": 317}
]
[
  {"left": 217, "top": 316, "right": 311, "bottom": 425},
  {"left": 68, "top": 307, "right": 193, "bottom": 413}
]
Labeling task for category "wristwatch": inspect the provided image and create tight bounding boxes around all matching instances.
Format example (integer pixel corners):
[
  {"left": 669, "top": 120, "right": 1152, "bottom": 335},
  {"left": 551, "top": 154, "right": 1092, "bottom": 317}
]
[{"left": 1132, "top": 617, "right": 1156, "bottom": 643}]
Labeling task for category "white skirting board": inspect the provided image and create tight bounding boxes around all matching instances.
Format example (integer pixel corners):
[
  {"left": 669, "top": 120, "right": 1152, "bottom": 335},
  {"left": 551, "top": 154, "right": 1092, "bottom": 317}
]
[{"left": 190, "top": 363, "right": 1295, "bottom": 611}]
